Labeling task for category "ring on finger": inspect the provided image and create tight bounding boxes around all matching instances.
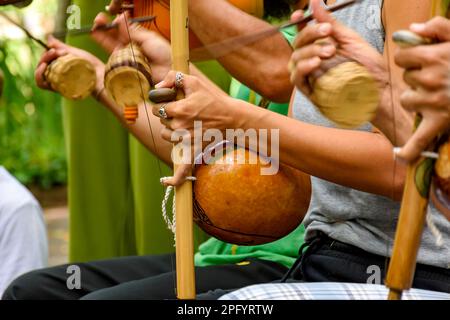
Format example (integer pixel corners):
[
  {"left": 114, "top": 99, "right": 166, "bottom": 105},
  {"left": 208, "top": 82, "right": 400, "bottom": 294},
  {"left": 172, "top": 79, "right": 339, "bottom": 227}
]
[
  {"left": 159, "top": 103, "right": 169, "bottom": 119},
  {"left": 175, "top": 72, "right": 184, "bottom": 89}
]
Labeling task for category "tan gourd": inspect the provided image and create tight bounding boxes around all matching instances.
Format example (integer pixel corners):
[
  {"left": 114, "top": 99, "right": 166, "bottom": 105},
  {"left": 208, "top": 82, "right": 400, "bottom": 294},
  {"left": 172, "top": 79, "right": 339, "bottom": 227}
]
[
  {"left": 308, "top": 54, "right": 380, "bottom": 129},
  {"left": 44, "top": 54, "right": 96, "bottom": 100},
  {"left": 104, "top": 44, "right": 153, "bottom": 124}
]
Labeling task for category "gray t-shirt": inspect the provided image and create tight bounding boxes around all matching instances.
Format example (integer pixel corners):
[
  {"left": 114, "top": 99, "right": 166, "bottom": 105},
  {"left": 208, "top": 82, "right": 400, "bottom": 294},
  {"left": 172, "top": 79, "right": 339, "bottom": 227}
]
[{"left": 293, "top": 0, "right": 450, "bottom": 269}]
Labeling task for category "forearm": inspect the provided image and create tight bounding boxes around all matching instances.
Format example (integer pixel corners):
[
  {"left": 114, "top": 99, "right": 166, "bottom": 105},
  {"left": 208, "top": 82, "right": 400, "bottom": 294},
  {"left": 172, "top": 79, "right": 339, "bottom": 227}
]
[
  {"left": 371, "top": 84, "right": 414, "bottom": 146},
  {"left": 189, "top": 0, "right": 293, "bottom": 102},
  {"left": 230, "top": 98, "right": 406, "bottom": 200},
  {"left": 96, "top": 91, "right": 173, "bottom": 165}
]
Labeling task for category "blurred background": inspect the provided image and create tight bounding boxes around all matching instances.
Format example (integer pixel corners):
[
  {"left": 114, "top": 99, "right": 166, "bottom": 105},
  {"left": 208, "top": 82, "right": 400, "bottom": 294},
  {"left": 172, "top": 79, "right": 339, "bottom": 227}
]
[{"left": 0, "top": 0, "right": 71, "bottom": 265}]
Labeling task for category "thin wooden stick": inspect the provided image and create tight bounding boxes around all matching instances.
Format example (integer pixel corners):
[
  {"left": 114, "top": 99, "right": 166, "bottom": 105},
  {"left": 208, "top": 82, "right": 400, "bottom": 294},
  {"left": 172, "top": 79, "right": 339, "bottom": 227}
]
[
  {"left": 52, "top": 16, "right": 156, "bottom": 38},
  {"left": 385, "top": 157, "right": 433, "bottom": 300},
  {"left": 385, "top": 0, "right": 443, "bottom": 300},
  {"left": 0, "top": 12, "right": 49, "bottom": 49},
  {"left": 189, "top": 0, "right": 357, "bottom": 61},
  {"left": 170, "top": 0, "right": 196, "bottom": 300}
]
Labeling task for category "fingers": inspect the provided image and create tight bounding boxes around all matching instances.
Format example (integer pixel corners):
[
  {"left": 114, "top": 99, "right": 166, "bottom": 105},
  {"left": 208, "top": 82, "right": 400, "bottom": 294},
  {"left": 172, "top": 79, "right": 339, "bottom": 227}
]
[
  {"left": 310, "top": 0, "right": 336, "bottom": 25},
  {"left": 92, "top": 12, "right": 111, "bottom": 30},
  {"left": 395, "top": 45, "right": 434, "bottom": 70},
  {"left": 395, "top": 48, "right": 422, "bottom": 70},
  {"left": 161, "top": 163, "right": 192, "bottom": 187},
  {"left": 36, "top": 48, "right": 64, "bottom": 90},
  {"left": 107, "top": 0, "right": 123, "bottom": 15},
  {"left": 38, "top": 48, "right": 59, "bottom": 66},
  {"left": 289, "top": 57, "right": 321, "bottom": 95},
  {"left": 396, "top": 115, "right": 447, "bottom": 162},
  {"left": 290, "top": 10, "right": 306, "bottom": 32},
  {"left": 310, "top": 0, "right": 361, "bottom": 43},
  {"left": 152, "top": 102, "right": 176, "bottom": 120},
  {"left": 114, "top": 12, "right": 132, "bottom": 39},
  {"left": 155, "top": 70, "right": 179, "bottom": 89},
  {"left": 47, "top": 35, "right": 66, "bottom": 49},
  {"left": 35, "top": 62, "right": 50, "bottom": 89},
  {"left": 291, "top": 41, "right": 336, "bottom": 64},
  {"left": 410, "top": 16, "right": 450, "bottom": 42},
  {"left": 291, "top": 10, "right": 304, "bottom": 24},
  {"left": 161, "top": 127, "right": 174, "bottom": 142},
  {"left": 403, "top": 66, "right": 447, "bottom": 91},
  {"left": 294, "top": 23, "right": 332, "bottom": 49},
  {"left": 156, "top": 71, "right": 199, "bottom": 96},
  {"left": 91, "top": 13, "right": 131, "bottom": 53},
  {"left": 400, "top": 88, "right": 449, "bottom": 113},
  {"left": 159, "top": 127, "right": 193, "bottom": 187}
]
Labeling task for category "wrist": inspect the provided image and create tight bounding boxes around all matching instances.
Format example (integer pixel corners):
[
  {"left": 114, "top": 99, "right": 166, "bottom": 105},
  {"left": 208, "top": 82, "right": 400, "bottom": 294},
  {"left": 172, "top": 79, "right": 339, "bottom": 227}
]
[
  {"left": 372, "top": 82, "right": 393, "bottom": 126},
  {"left": 372, "top": 83, "right": 414, "bottom": 145},
  {"left": 93, "top": 86, "right": 106, "bottom": 101},
  {"left": 225, "top": 96, "right": 264, "bottom": 131}
]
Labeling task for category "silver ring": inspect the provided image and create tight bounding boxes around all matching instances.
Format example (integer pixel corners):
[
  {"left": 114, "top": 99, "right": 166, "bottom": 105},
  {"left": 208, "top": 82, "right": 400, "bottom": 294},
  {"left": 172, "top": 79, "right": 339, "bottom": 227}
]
[
  {"left": 175, "top": 72, "right": 184, "bottom": 89},
  {"left": 159, "top": 104, "right": 169, "bottom": 119}
]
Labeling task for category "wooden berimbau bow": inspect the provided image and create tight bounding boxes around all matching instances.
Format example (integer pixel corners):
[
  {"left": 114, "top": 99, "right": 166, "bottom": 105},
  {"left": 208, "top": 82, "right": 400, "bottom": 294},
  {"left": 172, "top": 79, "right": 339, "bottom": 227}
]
[
  {"left": 108, "top": 0, "right": 196, "bottom": 299},
  {"left": 105, "top": 0, "right": 357, "bottom": 300},
  {"left": 385, "top": 0, "right": 448, "bottom": 300},
  {"left": 168, "top": 0, "right": 196, "bottom": 300}
]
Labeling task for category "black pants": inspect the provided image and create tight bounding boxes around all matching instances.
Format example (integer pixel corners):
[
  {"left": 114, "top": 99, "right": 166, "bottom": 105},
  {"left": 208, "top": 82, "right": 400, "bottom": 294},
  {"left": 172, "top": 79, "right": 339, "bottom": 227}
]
[
  {"left": 2, "top": 254, "right": 287, "bottom": 300},
  {"left": 288, "top": 235, "right": 450, "bottom": 293}
]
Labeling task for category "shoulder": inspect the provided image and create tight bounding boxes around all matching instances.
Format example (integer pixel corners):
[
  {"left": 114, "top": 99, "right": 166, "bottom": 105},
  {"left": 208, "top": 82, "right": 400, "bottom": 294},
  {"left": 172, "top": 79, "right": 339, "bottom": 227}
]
[{"left": 0, "top": 167, "right": 41, "bottom": 216}]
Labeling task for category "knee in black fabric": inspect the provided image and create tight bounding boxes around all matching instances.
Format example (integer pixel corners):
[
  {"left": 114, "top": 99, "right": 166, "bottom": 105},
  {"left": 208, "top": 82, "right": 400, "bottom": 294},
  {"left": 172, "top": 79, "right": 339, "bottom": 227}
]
[
  {"left": 2, "top": 269, "right": 49, "bottom": 300},
  {"left": 196, "top": 289, "right": 235, "bottom": 300}
]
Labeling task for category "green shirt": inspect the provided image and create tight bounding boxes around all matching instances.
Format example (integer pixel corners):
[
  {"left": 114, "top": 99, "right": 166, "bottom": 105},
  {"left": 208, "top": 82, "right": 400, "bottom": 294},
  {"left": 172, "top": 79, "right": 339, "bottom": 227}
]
[{"left": 195, "top": 26, "right": 304, "bottom": 269}]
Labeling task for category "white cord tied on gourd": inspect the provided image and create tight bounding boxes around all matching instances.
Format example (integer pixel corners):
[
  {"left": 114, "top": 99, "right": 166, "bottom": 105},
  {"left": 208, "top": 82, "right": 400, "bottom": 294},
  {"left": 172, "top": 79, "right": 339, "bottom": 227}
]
[
  {"left": 426, "top": 209, "right": 444, "bottom": 247},
  {"left": 161, "top": 176, "right": 197, "bottom": 246}
]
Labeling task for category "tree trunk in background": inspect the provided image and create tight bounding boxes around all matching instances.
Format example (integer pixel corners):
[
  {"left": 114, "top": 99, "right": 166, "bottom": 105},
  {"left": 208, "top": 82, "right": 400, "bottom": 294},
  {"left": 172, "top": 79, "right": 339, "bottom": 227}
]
[
  {"left": 62, "top": 0, "right": 231, "bottom": 263},
  {"left": 64, "top": 0, "right": 177, "bottom": 262},
  {"left": 54, "top": 0, "right": 71, "bottom": 41}
]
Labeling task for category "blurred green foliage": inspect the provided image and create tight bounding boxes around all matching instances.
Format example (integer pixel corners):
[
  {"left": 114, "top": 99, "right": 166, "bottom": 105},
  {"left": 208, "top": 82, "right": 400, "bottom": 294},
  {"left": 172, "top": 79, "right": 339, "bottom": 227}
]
[{"left": 0, "top": 4, "right": 67, "bottom": 188}]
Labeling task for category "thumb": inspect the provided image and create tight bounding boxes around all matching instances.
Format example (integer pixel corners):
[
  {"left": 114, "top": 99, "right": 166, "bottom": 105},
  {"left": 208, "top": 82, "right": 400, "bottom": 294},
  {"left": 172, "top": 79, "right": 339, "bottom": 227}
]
[
  {"left": 92, "top": 12, "right": 110, "bottom": 30},
  {"left": 396, "top": 116, "right": 443, "bottom": 162},
  {"left": 310, "top": 0, "right": 336, "bottom": 24},
  {"left": 410, "top": 17, "right": 450, "bottom": 42},
  {"left": 310, "top": 0, "right": 362, "bottom": 43},
  {"left": 291, "top": 10, "right": 305, "bottom": 32},
  {"left": 155, "top": 70, "right": 177, "bottom": 89},
  {"left": 47, "top": 35, "right": 65, "bottom": 49},
  {"left": 161, "top": 164, "right": 193, "bottom": 187}
]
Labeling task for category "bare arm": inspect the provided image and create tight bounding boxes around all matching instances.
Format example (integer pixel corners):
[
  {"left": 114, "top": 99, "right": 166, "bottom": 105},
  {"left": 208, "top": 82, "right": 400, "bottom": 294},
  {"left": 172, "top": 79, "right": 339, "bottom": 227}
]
[
  {"left": 236, "top": 98, "right": 406, "bottom": 200},
  {"left": 189, "top": 0, "right": 294, "bottom": 102},
  {"left": 156, "top": 72, "right": 407, "bottom": 199},
  {"left": 95, "top": 91, "right": 173, "bottom": 166},
  {"left": 95, "top": 62, "right": 227, "bottom": 166}
]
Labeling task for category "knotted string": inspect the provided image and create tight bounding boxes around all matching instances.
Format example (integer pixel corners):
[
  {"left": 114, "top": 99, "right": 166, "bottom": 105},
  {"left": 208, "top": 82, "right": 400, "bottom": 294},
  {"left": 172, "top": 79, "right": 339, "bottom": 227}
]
[{"left": 161, "top": 176, "right": 197, "bottom": 246}]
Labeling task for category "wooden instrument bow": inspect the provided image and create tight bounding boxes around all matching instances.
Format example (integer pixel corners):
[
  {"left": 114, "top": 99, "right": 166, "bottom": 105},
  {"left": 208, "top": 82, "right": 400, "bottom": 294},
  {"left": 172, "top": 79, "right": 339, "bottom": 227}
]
[
  {"left": 105, "top": 0, "right": 356, "bottom": 300},
  {"left": 109, "top": 0, "right": 196, "bottom": 299},
  {"left": 105, "top": 0, "right": 450, "bottom": 301},
  {"left": 385, "top": 0, "right": 448, "bottom": 300}
]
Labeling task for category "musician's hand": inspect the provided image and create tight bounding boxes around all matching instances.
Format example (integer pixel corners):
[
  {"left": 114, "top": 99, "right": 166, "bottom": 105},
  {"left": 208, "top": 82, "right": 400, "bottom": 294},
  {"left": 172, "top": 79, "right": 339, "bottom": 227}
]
[
  {"left": 106, "top": 0, "right": 122, "bottom": 15},
  {"left": 35, "top": 36, "right": 105, "bottom": 95},
  {"left": 92, "top": 13, "right": 172, "bottom": 83},
  {"left": 289, "top": 0, "right": 387, "bottom": 97},
  {"left": 91, "top": 12, "right": 130, "bottom": 53},
  {"left": 151, "top": 71, "right": 237, "bottom": 185},
  {"left": 394, "top": 17, "right": 450, "bottom": 162}
]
